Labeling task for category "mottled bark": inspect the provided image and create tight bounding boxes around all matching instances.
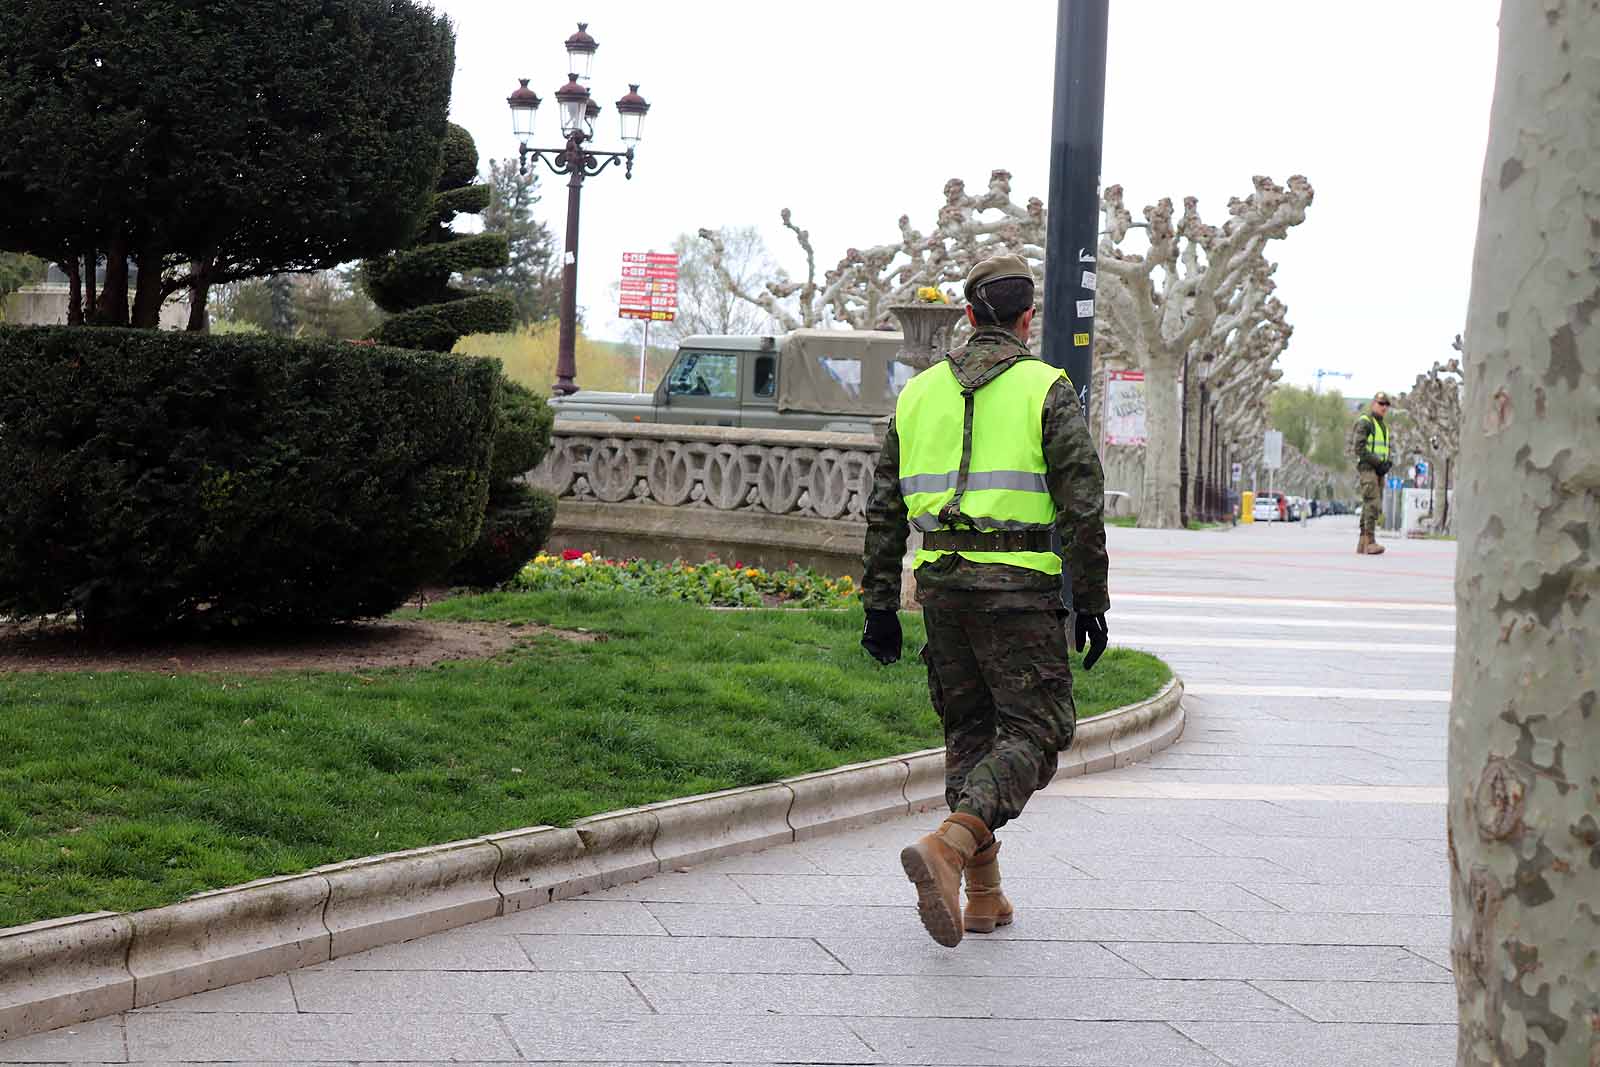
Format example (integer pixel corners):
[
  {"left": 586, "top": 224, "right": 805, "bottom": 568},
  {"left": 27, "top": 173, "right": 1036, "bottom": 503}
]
[
  {"left": 1139, "top": 356, "right": 1182, "bottom": 528},
  {"left": 1450, "top": 3, "right": 1600, "bottom": 1065}
]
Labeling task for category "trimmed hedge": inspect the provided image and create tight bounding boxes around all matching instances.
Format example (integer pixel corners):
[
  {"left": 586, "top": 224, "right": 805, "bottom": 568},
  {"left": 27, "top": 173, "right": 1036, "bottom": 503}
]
[
  {"left": 0, "top": 326, "right": 498, "bottom": 634},
  {"left": 447, "top": 482, "right": 556, "bottom": 589},
  {"left": 448, "top": 378, "right": 557, "bottom": 588}
]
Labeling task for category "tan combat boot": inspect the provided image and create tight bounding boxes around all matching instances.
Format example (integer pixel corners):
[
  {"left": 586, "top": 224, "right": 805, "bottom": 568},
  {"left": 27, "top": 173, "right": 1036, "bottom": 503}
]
[
  {"left": 1364, "top": 537, "right": 1387, "bottom": 555},
  {"left": 900, "top": 812, "right": 989, "bottom": 947},
  {"left": 963, "top": 838, "right": 1014, "bottom": 933},
  {"left": 1356, "top": 532, "right": 1369, "bottom": 555}
]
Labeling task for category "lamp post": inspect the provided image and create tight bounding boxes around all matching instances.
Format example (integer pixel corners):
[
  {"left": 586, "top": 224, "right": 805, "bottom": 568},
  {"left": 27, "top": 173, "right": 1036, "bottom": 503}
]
[
  {"left": 506, "top": 23, "right": 651, "bottom": 396},
  {"left": 1196, "top": 354, "right": 1213, "bottom": 521}
]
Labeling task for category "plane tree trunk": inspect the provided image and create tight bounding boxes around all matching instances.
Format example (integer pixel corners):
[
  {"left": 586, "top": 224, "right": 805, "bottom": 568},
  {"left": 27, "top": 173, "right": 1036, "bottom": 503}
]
[{"left": 1449, "top": 2, "right": 1600, "bottom": 1063}]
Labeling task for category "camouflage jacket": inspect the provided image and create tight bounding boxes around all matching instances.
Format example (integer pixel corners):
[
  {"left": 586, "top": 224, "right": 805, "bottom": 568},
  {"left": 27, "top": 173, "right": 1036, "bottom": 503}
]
[
  {"left": 861, "top": 326, "right": 1110, "bottom": 615},
  {"left": 1349, "top": 413, "right": 1391, "bottom": 472}
]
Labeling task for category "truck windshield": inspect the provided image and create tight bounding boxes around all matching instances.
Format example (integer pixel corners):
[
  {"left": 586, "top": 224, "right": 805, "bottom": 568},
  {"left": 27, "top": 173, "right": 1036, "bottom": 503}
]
[{"left": 667, "top": 352, "right": 739, "bottom": 398}]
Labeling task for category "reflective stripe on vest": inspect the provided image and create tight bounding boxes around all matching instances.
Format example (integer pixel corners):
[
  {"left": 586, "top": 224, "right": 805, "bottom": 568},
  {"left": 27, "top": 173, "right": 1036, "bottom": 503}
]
[
  {"left": 1366, "top": 417, "right": 1390, "bottom": 460},
  {"left": 895, "top": 358, "right": 1067, "bottom": 575}
]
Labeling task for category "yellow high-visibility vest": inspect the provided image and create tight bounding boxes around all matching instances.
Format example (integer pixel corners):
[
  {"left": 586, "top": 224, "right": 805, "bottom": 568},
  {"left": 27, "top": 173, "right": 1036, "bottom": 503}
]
[
  {"left": 1366, "top": 417, "right": 1390, "bottom": 460},
  {"left": 896, "top": 358, "right": 1066, "bottom": 574}
]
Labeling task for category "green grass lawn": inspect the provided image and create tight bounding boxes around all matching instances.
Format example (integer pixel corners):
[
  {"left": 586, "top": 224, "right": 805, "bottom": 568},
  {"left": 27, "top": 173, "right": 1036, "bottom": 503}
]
[{"left": 0, "top": 592, "right": 1169, "bottom": 927}]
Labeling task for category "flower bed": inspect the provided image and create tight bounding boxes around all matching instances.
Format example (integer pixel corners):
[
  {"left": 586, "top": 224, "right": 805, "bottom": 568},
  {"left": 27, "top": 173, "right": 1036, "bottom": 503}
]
[{"left": 514, "top": 552, "right": 860, "bottom": 608}]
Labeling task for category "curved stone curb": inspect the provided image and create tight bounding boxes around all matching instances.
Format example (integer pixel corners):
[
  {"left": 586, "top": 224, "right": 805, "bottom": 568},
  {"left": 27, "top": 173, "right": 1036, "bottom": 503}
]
[
  {"left": 128, "top": 873, "right": 329, "bottom": 1007},
  {"left": 0, "top": 675, "right": 1183, "bottom": 1041},
  {"left": 318, "top": 840, "right": 502, "bottom": 959},
  {"left": 0, "top": 913, "right": 133, "bottom": 1041},
  {"left": 784, "top": 757, "right": 909, "bottom": 840}
]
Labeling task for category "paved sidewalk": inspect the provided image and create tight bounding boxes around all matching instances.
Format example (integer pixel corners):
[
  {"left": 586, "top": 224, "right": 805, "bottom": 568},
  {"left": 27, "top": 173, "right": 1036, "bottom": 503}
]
[{"left": 1, "top": 519, "right": 1458, "bottom": 1065}]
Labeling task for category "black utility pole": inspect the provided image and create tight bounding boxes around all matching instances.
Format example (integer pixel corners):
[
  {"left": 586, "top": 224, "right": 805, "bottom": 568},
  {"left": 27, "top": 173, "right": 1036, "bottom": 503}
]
[
  {"left": 1042, "top": 0, "right": 1109, "bottom": 612},
  {"left": 1041, "top": 0, "right": 1109, "bottom": 418}
]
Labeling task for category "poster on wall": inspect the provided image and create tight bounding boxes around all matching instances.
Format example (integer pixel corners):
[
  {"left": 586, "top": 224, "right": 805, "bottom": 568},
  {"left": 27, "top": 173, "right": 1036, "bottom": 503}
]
[{"left": 1103, "top": 369, "right": 1148, "bottom": 446}]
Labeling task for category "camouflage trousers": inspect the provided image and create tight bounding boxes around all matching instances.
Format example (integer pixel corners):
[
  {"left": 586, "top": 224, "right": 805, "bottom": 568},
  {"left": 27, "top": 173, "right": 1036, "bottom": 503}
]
[
  {"left": 920, "top": 606, "right": 1078, "bottom": 831},
  {"left": 1359, "top": 468, "right": 1383, "bottom": 536}
]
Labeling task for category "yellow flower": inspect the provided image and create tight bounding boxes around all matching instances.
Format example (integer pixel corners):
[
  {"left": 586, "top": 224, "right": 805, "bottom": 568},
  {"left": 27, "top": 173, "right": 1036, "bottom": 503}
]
[
  {"left": 838, "top": 575, "right": 853, "bottom": 587},
  {"left": 582, "top": 552, "right": 593, "bottom": 562},
  {"left": 744, "top": 568, "right": 760, "bottom": 578},
  {"left": 915, "top": 286, "right": 948, "bottom": 304}
]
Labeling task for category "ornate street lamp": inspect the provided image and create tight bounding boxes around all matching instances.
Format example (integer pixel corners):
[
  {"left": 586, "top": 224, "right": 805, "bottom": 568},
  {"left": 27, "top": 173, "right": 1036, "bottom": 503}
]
[{"left": 507, "top": 24, "right": 651, "bottom": 396}]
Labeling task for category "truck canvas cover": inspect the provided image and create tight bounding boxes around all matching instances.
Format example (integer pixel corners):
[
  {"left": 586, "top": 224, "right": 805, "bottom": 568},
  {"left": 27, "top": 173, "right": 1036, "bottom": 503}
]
[{"left": 778, "top": 329, "right": 912, "bottom": 416}]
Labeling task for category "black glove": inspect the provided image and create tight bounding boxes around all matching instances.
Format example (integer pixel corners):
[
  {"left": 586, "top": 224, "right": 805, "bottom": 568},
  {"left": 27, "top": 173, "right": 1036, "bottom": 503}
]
[
  {"left": 1377, "top": 460, "right": 1392, "bottom": 476},
  {"left": 861, "top": 609, "right": 902, "bottom": 665},
  {"left": 1073, "top": 612, "right": 1109, "bottom": 671}
]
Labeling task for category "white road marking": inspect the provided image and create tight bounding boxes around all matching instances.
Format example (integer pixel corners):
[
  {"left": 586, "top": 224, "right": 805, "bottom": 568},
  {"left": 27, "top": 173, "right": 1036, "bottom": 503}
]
[
  {"left": 1185, "top": 683, "right": 1452, "bottom": 702},
  {"left": 1043, "top": 779, "right": 1447, "bottom": 804},
  {"left": 1115, "top": 612, "right": 1455, "bottom": 633},
  {"left": 1119, "top": 636, "right": 1454, "bottom": 654},
  {"left": 1113, "top": 592, "right": 1454, "bottom": 613}
]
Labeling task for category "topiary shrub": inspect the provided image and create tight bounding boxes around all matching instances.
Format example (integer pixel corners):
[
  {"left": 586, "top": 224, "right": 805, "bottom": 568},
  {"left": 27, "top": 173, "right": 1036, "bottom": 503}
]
[
  {"left": 446, "top": 482, "right": 556, "bottom": 589},
  {"left": 360, "top": 124, "right": 516, "bottom": 353},
  {"left": 448, "top": 379, "right": 557, "bottom": 588},
  {"left": 0, "top": 325, "right": 498, "bottom": 635}
]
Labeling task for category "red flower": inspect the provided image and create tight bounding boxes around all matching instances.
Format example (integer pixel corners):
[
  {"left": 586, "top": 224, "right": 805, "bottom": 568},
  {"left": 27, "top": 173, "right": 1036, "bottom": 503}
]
[{"left": 561, "top": 549, "right": 584, "bottom": 561}]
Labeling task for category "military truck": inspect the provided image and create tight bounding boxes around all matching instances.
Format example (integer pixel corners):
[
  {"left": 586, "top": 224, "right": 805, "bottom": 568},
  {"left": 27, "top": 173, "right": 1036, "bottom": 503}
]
[{"left": 547, "top": 329, "right": 914, "bottom": 433}]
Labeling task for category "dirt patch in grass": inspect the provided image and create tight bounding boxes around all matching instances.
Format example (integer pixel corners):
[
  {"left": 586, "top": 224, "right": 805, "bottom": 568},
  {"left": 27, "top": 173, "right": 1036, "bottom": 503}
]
[{"left": 0, "top": 617, "right": 600, "bottom": 674}]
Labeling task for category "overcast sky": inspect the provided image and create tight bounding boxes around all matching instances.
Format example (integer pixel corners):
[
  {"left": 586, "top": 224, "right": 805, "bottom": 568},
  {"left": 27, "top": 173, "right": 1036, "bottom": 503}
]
[{"left": 428, "top": 0, "right": 1501, "bottom": 398}]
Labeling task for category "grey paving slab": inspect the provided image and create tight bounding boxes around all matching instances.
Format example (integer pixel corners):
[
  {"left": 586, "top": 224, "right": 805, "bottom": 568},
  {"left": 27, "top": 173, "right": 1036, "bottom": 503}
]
[
  {"left": 727, "top": 873, "right": 1279, "bottom": 911},
  {"left": 631, "top": 972, "right": 1302, "bottom": 1023},
  {"left": 1406, "top": 943, "right": 1456, "bottom": 970},
  {"left": 500, "top": 1013, "right": 876, "bottom": 1063},
  {"left": 797, "top": 845, "right": 1084, "bottom": 877},
  {"left": 851, "top": 1016, "right": 1229, "bottom": 1066},
  {"left": 1064, "top": 854, "right": 1306, "bottom": 883},
  {"left": 288, "top": 969, "right": 649, "bottom": 1014},
  {"left": 137, "top": 975, "right": 297, "bottom": 1013},
  {"left": 1239, "top": 881, "right": 1451, "bottom": 915},
  {"left": 586, "top": 870, "right": 757, "bottom": 903},
  {"left": 1107, "top": 942, "right": 1452, "bottom": 982},
  {"left": 0, "top": 1018, "right": 125, "bottom": 1062},
  {"left": 1173, "top": 1021, "right": 1456, "bottom": 1067},
  {"left": 1201, "top": 911, "right": 1452, "bottom": 948},
  {"left": 816, "top": 937, "right": 1146, "bottom": 977},
  {"left": 519, "top": 933, "right": 846, "bottom": 973},
  {"left": 471, "top": 898, "right": 670, "bottom": 936},
  {"left": 645, "top": 902, "right": 1247, "bottom": 943},
  {"left": 125, "top": 1012, "right": 519, "bottom": 1061},
  {"left": 1251, "top": 979, "right": 1457, "bottom": 1023},
  {"left": 309, "top": 929, "right": 534, "bottom": 970},
  {"left": 692, "top": 848, "right": 824, "bottom": 875}
]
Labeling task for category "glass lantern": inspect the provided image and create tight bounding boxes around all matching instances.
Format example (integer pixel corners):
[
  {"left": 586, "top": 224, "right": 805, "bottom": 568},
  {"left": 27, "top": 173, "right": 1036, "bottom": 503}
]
[
  {"left": 564, "top": 23, "right": 598, "bottom": 82},
  {"left": 506, "top": 79, "right": 540, "bottom": 138},
  {"left": 615, "top": 84, "right": 650, "bottom": 144}
]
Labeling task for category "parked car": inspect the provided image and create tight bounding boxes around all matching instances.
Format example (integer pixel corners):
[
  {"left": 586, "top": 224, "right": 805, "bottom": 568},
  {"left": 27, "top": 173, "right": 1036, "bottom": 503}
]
[{"left": 1253, "top": 496, "right": 1279, "bottom": 522}]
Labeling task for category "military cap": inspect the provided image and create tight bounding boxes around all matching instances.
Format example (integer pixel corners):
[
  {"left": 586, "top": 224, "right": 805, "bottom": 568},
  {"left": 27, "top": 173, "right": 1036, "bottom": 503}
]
[
  {"left": 963, "top": 254, "right": 1035, "bottom": 303},
  {"left": 1372, "top": 391, "right": 1393, "bottom": 405}
]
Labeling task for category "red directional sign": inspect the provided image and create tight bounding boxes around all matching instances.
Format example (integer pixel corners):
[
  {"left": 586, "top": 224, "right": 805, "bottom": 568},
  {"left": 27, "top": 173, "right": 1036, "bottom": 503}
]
[{"left": 619, "top": 251, "right": 678, "bottom": 322}]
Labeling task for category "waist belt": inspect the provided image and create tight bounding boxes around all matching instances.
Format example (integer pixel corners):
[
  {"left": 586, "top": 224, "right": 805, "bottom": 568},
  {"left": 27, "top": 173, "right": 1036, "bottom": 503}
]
[{"left": 921, "top": 529, "right": 1055, "bottom": 552}]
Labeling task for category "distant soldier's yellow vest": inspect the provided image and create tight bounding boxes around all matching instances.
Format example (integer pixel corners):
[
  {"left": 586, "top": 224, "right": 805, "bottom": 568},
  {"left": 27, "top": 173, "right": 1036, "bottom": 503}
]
[
  {"left": 1365, "top": 417, "right": 1390, "bottom": 461},
  {"left": 896, "top": 359, "right": 1065, "bottom": 574}
]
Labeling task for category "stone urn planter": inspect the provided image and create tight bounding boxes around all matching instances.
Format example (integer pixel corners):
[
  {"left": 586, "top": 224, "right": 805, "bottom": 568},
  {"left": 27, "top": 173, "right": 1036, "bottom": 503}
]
[{"left": 889, "top": 302, "right": 965, "bottom": 370}]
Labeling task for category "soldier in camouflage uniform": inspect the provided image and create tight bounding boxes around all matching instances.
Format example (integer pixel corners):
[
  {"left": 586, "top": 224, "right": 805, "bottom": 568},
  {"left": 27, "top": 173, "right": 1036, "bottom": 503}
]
[
  {"left": 859, "top": 255, "right": 1110, "bottom": 947},
  {"left": 1350, "top": 391, "right": 1394, "bottom": 555}
]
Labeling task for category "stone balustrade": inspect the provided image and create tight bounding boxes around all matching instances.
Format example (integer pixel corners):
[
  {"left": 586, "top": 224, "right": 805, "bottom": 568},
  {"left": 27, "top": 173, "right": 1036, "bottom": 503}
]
[{"left": 531, "top": 422, "right": 883, "bottom": 522}]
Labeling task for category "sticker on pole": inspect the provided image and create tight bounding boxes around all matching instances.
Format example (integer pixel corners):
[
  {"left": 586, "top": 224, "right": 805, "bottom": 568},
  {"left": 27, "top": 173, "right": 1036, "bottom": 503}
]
[
  {"left": 1073, "top": 332, "right": 1090, "bottom": 346},
  {"left": 1081, "top": 271, "right": 1097, "bottom": 292},
  {"left": 1076, "top": 299, "right": 1094, "bottom": 317}
]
